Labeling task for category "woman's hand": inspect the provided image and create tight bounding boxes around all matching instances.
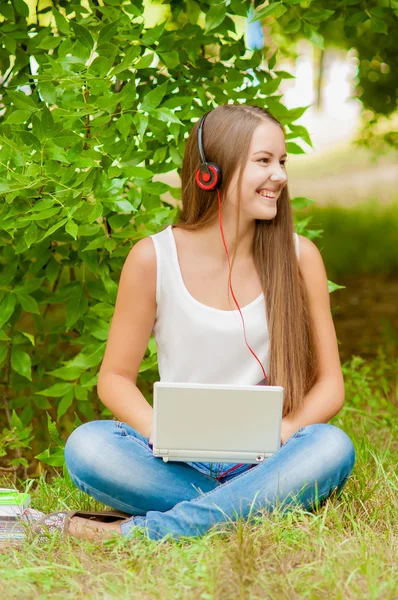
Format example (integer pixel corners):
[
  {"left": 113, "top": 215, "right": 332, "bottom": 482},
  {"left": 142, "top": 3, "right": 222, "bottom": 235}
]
[
  {"left": 148, "top": 425, "right": 154, "bottom": 447},
  {"left": 280, "top": 417, "right": 294, "bottom": 446},
  {"left": 281, "top": 417, "right": 306, "bottom": 446}
]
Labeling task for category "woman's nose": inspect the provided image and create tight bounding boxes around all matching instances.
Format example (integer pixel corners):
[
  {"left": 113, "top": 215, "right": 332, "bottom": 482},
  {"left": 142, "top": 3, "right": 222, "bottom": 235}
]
[{"left": 270, "top": 167, "right": 288, "bottom": 184}]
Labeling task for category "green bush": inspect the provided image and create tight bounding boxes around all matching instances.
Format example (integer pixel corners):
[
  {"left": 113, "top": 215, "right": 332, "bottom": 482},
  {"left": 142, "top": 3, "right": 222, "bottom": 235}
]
[{"left": 0, "top": 1, "right": 371, "bottom": 474}]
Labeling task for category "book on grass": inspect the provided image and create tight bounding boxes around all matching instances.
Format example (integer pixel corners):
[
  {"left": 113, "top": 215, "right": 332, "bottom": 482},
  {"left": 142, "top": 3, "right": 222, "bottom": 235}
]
[
  {"left": 0, "top": 489, "right": 45, "bottom": 544},
  {"left": 0, "top": 488, "right": 31, "bottom": 517}
]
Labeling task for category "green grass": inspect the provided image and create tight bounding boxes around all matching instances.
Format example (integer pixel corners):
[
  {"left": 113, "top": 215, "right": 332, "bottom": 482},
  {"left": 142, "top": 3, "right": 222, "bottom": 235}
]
[
  {"left": 1, "top": 348, "right": 397, "bottom": 599},
  {"left": 295, "top": 200, "right": 398, "bottom": 280}
]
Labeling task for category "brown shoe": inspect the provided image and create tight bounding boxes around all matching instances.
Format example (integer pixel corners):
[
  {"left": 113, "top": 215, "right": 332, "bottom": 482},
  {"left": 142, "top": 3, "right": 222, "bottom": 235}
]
[{"left": 30, "top": 509, "right": 132, "bottom": 546}]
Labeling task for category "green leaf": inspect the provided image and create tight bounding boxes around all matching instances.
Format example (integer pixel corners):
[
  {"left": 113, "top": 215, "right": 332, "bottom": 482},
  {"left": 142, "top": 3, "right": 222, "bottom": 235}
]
[
  {"left": 133, "top": 113, "right": 149, "bottom": 140},
  {"left": 268, "top": 50, "right": 278, "bottom": 71},
  {"left": 123, "top": 165, "right": 154, "bottom": 179},
  {"left": 24, "top": 207, "right": 61, "bottom": 222},
  {"left": 109, "top": 46, "right": 141, "bottom": 76},
  {"left": 98, "top": 20, "right": 120, "bottom": 45},
  {"left": 253, "top": 2, "right": 284, "bottom": 20},
  {"left": 115, "top": 114, "right": 133, "bottom": 141},
  {"left": 148, "top": 107, "right": 183, "bottom": 125},
  {"left": 284, "top": 20, "right": 301, "bottom": 34},
  {"left": 23, "top": 222, "right": 38, "bottom": 248},
  {"left": 84, "top": 317, "right": 109, "bottom": 341},
  {"left": 141, "top": 81, "right": 168, "bottom": 110},
  {"left": 57, "top": 389, "right": 74, "bottom": 420},
  {"left": 65, "top": 219, "right": 79, "bottom": 240},
  {"left": 286, "top": 141, "right": 306, "bottom": 154},
  {"left": 369, "top": 7, "right": 391, "bottom": 17},
  {"left": 303, "top": 23, "right": 324, "bottom": 49},
  {"left": 346, "top": 11, "right": 367, "bottom": 26},
  {"left": 273, "top": 4, "right": 288, "bottom": 18},
  {"left": 74, "top": 384, "right": 88, "bottom": 400},
  {"left": 33, "top": 396, "right": 52, "bottom": 410},
  {"left": 14, "top": 277, "right": 43, "bottom": 294},
  {"left": 16, "top": 292, "right": 40, "bottom": 314},
  {"left": 0, "top": 135, "right": 20, "bottom": 152},
  {"left": 45, "top": 366, "right": 82, "bottom": 380},
  {"left": 7, "top": 90, "right": 37, "bottom": 110},
  {"left": 259, "top": 76, "right": 282, "bottom": 95},
  {"left": 71, "top": 22, "right": 94, "bottom": 51},
  {"left": 38, "top": 217, "right": 69, "bottom": 242},
  {"left": 328, "top": 280, "right": 346, "bottom": 293},
  {"left": 67, "top": 343, "right": 106, "bottom": 369},
  {"left": 89, "top": 56, "right": 113, "bottom": 77},
  {"left": 291, "top": 196, "right": 315, "bottom": 210},
  {"left": 34, "top": 448, "right": 65, "bottom": 467},
  {"left": 19, "top": 131, "right": 42, "bottom": 151},
  {"left": 205, "top": 2, "right": 227, "bottom": 32},
  {"left": 139, "top": 355, "right": 158, "bottom": 373},
  {"left": 186, "top": 0, "right": 201, "bottom": 24},
  {"left": 66, "top": 287, "right": 89, "bottom": 329},
  {"left": 287, "top": 124, "right": 313, "bottom": 148},
  {"left": 369, "top": 17, "right": 388, "bottom": 34},
  {"left": 304, "top": 9, "right": 335, "bottom": 23},
  {"left": 141, "top": 20, "right": 167, "bottom": 45},
  {"left": 11, "top": 0, "right": 29, "bottom": 18},
  {"left": 148, "top": 336, "right": 157, "bottom": 357},
  {"left": 88, "top": 203, "right": 103, "bottom": 223},
  {"left": 82, "top": 237, "right": 107, "bottom": 252},
  {"left": 134, "top": 52, "right": 155, "bottom": 69},
  {"left": 52, "top": 131, "right": 80, "bottom": 147},
  {"left": 0, "top": 2, "right": 14, "bottom": 19},
  {"left": 21, "top": 332, "right": 35, "bottom": 346},
  {"left": 35, "top": 382, "right": 74, "bottom": 397},
  {"left": 46, "top": 411, "right": 64, "bottom": 447},
  {"left": 41, "top": 106, "right": 55, "bottom": 136},
  {"left": 10, "top": 409, "right": 23, "bottom": 429},
  {"left": 0, "top": 294, "right": 16, "bottom": 329},
  {"left": 285, "top": 105, "right": 311, "bottom": 123},
  {"left": 52, "top": 8, "right": 70, "bottom": 34},
  {"left": 11, "top": 348, "right": 32, "bottom": 381},
  {"left": 159, "top": 51, "right": 180, "bottom": 70},
  {"left": 4, "top": 110, "right": 32, "bottom": 125}
]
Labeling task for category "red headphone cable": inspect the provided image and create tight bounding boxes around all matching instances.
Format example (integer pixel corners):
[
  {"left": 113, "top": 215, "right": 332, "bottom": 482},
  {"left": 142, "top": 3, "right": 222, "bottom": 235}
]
[
  {"left": 217, "top": 189, "right": 268, "bottom": 382},
  {"left": 214, "top": 189, "right": 268, "bottom": 481}
]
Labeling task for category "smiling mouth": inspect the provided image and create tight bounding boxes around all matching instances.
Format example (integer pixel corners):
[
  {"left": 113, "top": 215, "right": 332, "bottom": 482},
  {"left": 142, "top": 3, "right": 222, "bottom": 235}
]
[{"left": 257, "top": 190, "right": 278, "bottom": 200}]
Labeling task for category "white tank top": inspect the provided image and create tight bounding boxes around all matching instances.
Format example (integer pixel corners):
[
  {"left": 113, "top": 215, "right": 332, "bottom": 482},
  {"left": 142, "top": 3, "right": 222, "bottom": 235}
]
[{"left": 150, "top": 225, "right": 300, "bottom": 385}]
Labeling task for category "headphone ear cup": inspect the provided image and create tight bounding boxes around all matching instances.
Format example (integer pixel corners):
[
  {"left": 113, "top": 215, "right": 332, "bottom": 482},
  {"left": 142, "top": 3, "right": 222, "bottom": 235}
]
[{"left": 195, "top": 162, "right": 223, "bottom": 191}]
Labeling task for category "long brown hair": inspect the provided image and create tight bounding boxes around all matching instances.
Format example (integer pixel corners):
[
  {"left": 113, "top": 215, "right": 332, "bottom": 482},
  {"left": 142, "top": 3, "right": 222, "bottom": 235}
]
[{"left": 173, "top": 104, "right": 319, "bottom": 418}]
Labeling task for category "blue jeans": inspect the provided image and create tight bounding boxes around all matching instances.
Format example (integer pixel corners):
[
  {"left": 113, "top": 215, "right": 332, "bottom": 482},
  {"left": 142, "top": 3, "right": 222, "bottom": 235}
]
[{"left": 64, "top": 420, "right": 356, "bottom": 542}]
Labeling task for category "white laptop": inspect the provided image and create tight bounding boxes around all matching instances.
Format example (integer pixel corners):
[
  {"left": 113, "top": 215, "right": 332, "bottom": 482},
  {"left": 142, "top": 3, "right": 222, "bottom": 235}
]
[{"left": 152, "top": 382, "right": 284, "bottom": 464}]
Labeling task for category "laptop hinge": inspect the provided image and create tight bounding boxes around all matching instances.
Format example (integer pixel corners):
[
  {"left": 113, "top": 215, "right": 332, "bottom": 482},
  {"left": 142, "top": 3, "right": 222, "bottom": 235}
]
[{"left": 154, "top": 449, "right": 274, "bottom": 462}]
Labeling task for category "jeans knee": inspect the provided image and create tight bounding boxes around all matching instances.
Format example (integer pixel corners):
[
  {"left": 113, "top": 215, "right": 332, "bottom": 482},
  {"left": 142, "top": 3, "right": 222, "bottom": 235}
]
[
  {"left": 64, "top": 420, "right": 113, "bottom": 481},
  {"left": 311, "top": 423, "right": 356, "bottom": 475}
]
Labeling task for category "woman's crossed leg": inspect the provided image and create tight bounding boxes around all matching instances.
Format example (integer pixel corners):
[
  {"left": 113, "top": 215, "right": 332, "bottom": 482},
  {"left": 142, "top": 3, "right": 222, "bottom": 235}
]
[{"left": 64, "top": 420, "right": 355, "bottom": 541}]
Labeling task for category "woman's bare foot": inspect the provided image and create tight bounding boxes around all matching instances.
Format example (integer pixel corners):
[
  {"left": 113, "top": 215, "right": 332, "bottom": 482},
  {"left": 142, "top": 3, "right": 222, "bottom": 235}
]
[{"left": 68, "top": 516, "right": 124, "bottom": 541}]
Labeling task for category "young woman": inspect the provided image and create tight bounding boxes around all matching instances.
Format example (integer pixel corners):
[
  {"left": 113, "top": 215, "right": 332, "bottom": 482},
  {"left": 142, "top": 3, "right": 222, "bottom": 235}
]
[{"left": 32, "top": 104, "right": 355, "bottom": 544}]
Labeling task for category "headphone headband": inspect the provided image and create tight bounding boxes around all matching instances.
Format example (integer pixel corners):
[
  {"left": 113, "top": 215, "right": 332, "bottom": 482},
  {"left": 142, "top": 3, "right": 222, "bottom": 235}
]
[
  {"left": 197, "top": 111, "right": 211, "bottom": 164},
  {"left": 195, "top": 110, "right": 223, "bottom": 191}
]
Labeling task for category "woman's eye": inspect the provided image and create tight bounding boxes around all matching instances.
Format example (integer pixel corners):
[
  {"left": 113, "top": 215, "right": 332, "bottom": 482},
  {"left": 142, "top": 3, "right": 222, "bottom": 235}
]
[{"left": 259, "top": 158, "right": 287, "bottom": 166}]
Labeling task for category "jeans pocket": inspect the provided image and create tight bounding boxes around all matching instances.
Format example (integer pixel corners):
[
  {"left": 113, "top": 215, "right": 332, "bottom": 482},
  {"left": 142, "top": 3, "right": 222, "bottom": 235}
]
[{"left": 114, "top": 421, "right": 127, "bottom": 436}]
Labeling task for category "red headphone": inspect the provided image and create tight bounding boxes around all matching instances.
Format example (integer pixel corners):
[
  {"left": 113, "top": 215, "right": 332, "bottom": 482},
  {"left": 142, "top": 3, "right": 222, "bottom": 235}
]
[{"left": 195, "top": 111, "right": 268, "bottom": 385}]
